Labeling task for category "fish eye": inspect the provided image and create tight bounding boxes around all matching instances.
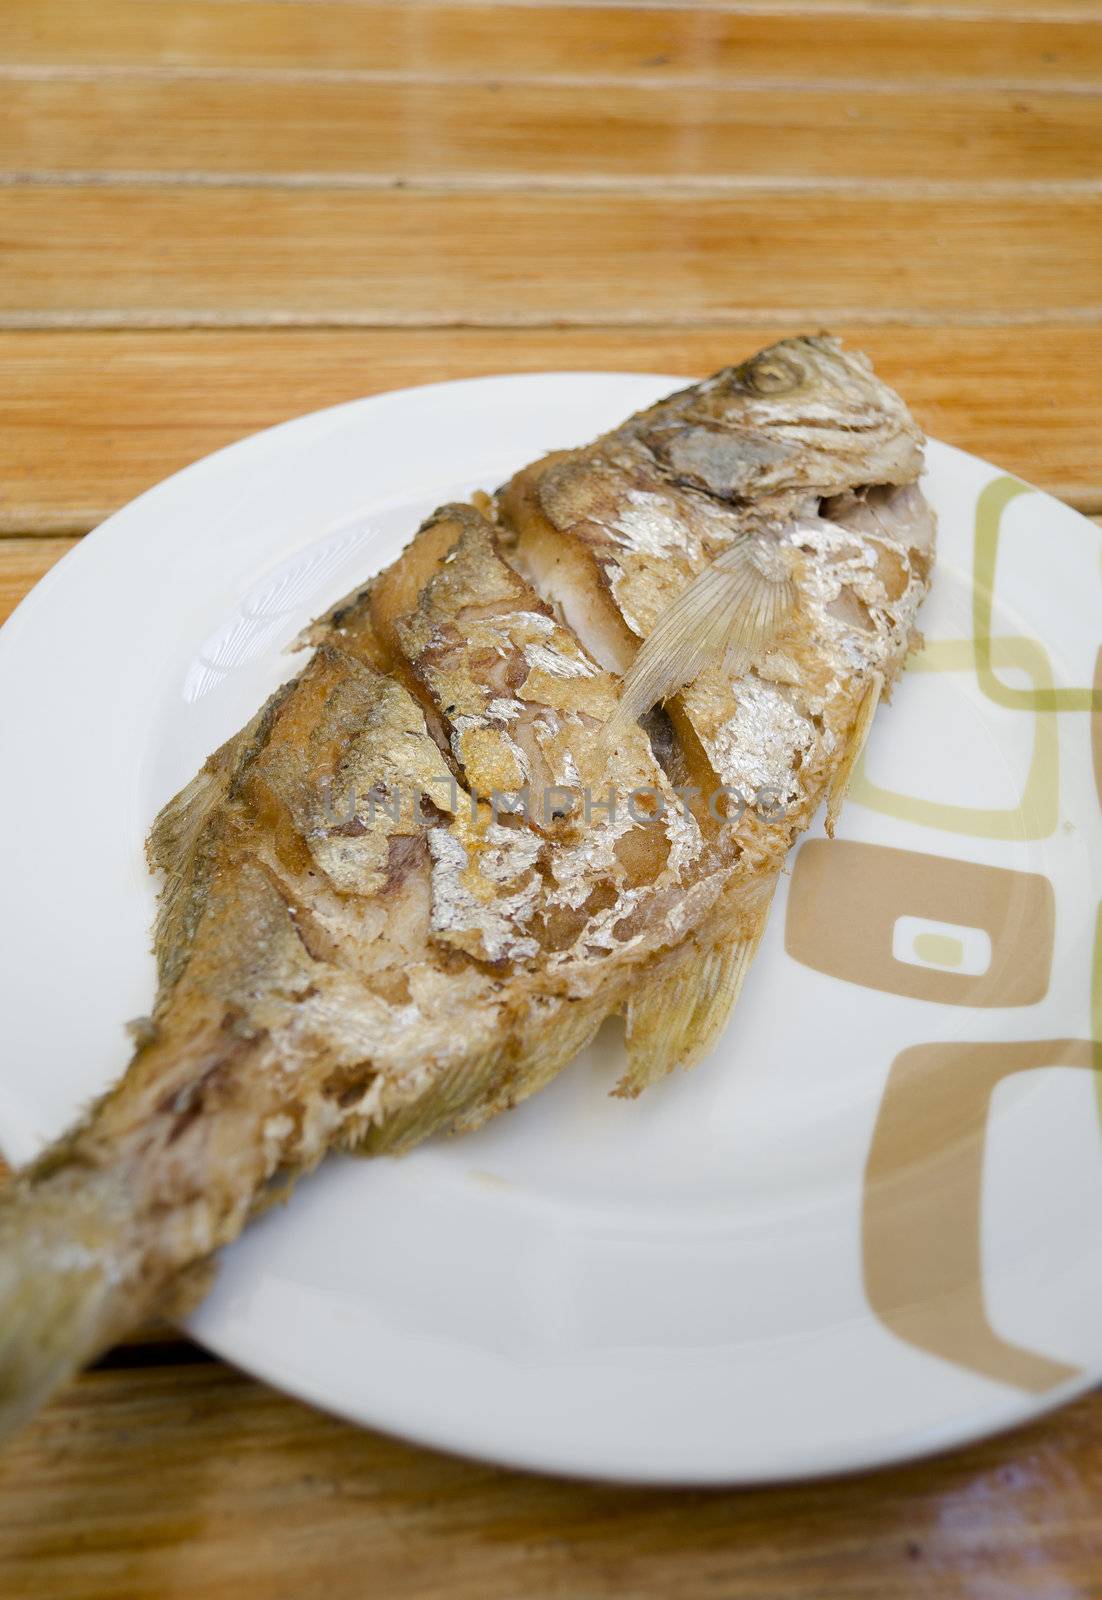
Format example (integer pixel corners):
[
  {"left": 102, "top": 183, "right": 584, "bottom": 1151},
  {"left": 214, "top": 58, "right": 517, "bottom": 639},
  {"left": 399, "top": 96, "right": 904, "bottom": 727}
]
[{"left": 737, "top": 355, "right": 802, "bottom": 396}]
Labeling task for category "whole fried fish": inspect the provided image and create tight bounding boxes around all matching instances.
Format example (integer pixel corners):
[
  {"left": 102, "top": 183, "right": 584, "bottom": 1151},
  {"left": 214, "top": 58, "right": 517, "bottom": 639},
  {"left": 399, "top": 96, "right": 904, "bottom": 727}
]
[{"left": 0, "top": 337, "right": 934, "bottom": 1440}]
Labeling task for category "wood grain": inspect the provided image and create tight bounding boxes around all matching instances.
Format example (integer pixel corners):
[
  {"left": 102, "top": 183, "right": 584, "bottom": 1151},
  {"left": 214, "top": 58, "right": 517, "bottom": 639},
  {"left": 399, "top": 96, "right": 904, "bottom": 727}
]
[
  {"left": 6, "top": 76, "right": 1101, "bottom": 186},
  {"left": 1, "top": 0, "right": 1100, "bottom": 1589},
  {"left": 405, "top": 0, "right": 1102, "bottom": 11},
  {"left": 352, "top": 0, "right": 1102, "bottom": 16},
  {"left": 2, "top": 327, "right": 1099, "bottom": 534},
  {"left": 199, "top": 0, "right": 1102, "bottom": 16},
  {"left": 3, "top": 186, "right": 1100, "bottom": 326},
  {"left": 5, "top": 1, "right": 1101, "bottom": 88},
  {"left": 1, "top": 1361, "right": 1100, "bottom": 1600},
  {"left": 0, "top": 538, "right": 77, "bottom": 617}
]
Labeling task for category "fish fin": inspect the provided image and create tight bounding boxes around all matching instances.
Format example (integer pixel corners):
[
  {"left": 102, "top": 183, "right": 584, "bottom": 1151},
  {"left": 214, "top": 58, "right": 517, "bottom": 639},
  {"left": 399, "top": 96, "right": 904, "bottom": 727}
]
[
  {"left": 351, "top": 999, "right": 608, "bottom": 1156},
  {"left": 616, "top": 879, "right": 778, "bottom": 1098},
  {"left": 0, "top": 1167, "right": 137, "bottom": 1445},
  {"left": 825, "top": 670, "right": 883, "bottom": 837},
  {"left": 604, "top": 537, "right": 796, "bottom": 744},
  {"left": 159, "top": 1255, "right": 220, "bottom": 1321},
  {"left": 147, "top": 765, "right": 228, "bottom": 989},
  {"left": 449, "top": 999, "right": 608, "bottom": 1138},
  {"left": 357, "top": 1049, "right": 507, "bottom": 1156}
]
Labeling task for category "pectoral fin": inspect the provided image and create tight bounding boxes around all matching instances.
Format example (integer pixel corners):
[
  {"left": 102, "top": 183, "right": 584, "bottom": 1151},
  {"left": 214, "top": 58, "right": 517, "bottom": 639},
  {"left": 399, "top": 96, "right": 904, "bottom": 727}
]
[{"left": 605, "top": 536, "right": 796, "bottom": 746}]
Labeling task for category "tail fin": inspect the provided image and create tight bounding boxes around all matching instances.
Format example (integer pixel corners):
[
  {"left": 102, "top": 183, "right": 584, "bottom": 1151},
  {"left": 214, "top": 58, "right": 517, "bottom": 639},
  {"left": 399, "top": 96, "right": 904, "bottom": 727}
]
[{"left": 0, "top": 1164, "right": 137, "bottom": 1442}]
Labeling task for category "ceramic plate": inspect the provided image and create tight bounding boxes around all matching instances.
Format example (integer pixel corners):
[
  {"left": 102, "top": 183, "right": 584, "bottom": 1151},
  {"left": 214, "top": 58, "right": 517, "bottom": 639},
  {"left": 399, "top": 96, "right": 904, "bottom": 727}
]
[{"left": 1, "top": 374, "right": 1100, "bottom": 1484}]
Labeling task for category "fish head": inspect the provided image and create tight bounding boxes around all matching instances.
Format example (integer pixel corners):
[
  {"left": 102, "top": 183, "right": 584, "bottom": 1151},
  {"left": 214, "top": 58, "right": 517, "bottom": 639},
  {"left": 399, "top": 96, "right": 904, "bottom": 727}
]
[{"left": 636, "top": 335, "right": 925, "bottom": 503}]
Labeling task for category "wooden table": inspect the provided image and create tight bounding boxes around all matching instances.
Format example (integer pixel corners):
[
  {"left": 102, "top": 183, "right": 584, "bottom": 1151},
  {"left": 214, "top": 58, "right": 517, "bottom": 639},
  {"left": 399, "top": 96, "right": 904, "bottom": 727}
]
[{"left": 2, "top": 1, "right": 1101, "bottom": 1594}]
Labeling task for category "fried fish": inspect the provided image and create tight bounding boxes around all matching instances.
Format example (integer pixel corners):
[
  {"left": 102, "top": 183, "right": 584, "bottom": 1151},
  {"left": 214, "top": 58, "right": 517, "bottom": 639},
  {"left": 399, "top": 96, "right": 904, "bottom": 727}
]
[{"left": 0, "top": 337, "right": 934, "bottom": 1440}]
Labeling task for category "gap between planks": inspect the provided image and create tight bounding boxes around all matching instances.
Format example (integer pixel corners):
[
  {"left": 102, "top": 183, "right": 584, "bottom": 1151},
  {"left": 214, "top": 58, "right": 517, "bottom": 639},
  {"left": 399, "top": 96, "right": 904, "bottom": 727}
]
[
  {"left": 1, "top": 326, "right": 1100, "bottom": 528},
  {"left": 3, "top": 65, "right": 1102, "bottom": 96},
  {"left": 4, "top": 312, "right": 1102, "bottom": 331},
  {"left": 4, "top": 176, "right": 1102, "bottom": 199}
]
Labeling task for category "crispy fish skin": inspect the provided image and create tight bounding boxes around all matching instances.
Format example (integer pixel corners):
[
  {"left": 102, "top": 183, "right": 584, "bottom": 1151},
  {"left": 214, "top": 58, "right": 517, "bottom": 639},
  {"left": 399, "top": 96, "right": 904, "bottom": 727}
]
[
  {"left": 0, "top": 337, "right": 934, "bottom": 1439},
  {"left": 497, "top": 336, "right": 933, "bottom": 842}
]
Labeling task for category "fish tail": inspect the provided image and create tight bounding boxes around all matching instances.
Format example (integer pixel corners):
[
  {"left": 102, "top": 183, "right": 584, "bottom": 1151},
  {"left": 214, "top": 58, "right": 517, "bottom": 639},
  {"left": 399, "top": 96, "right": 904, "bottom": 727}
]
[{"left": 0, "top": 1162, "right": 138, "bottom": 1442}]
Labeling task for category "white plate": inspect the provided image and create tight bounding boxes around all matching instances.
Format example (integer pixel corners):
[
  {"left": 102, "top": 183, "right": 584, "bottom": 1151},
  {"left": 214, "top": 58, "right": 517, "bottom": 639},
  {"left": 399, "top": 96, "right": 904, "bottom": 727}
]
[{"left": 1, "top": 373, "right": 1100, "bottom": 1484}]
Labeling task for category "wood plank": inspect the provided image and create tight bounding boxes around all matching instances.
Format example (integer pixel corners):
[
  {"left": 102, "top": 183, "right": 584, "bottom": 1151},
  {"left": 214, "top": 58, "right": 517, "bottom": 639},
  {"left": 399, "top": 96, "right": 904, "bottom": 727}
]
[
  {"left": 355, "top": 0, "right": 1102, "bottom": 14},
  {"left": 0, "top": 538, "right": 78, "bottom": 619},
  {"left": 5, "top": 1, "right": 1101, "bottom": 89},
  {"left": 0, "top": 1361, "right": 1100, "bottom": 1599},
  {"left": 5, "top": 77, "right": 1101, "bottom": 187},
  {"left": 1, "top": 327, "right": 1099, "bottom": 535},
  {"left": 1, "top": 186, "right": 1099, "bottom": 328}
]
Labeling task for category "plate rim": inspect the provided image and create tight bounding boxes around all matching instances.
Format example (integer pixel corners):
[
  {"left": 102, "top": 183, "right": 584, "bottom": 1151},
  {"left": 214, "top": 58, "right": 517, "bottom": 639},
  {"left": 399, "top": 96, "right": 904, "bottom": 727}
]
[{"left": 2, "top": 369, "right": 1100, "bottom": 1484}]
